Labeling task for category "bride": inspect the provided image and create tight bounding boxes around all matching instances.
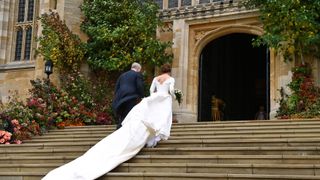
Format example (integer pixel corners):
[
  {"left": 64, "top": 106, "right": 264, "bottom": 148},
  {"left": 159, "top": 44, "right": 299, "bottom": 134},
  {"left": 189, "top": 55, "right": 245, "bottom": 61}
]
[{"left": 42, "top": 63, "right": 175, "bottom": 180}]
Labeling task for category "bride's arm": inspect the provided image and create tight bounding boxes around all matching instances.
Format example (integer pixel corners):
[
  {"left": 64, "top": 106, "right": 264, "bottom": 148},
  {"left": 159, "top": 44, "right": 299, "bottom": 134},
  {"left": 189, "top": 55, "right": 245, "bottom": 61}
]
[
  {"left": 169, "top": 78, "right": 175, "bottom": 96},
  {"left": 149, "top": 78, "right": 156, "bottom": 95}
]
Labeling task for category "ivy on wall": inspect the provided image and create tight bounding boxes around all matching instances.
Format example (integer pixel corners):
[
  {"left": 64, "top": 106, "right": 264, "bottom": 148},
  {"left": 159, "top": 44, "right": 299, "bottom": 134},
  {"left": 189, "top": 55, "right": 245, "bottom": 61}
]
[{"left": 37, "top": 11, "right": 86, "bottom": 74}]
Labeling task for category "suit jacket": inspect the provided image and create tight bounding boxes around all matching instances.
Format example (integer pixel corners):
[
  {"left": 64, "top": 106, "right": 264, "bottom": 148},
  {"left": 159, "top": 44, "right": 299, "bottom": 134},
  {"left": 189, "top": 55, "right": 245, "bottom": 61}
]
[{"left": 112, "top": 70, "right": 144, "bottom": 112}]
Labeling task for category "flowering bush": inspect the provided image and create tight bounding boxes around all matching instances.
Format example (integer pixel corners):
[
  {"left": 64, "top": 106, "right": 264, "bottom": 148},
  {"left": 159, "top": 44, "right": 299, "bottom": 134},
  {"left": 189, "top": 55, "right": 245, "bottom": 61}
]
[
  {"left": 60, "top": 72, "right": 95, "bottom": 108},
  {"left": 60, "top": 72, "right": 114, "bottom": 125},
  {"left": 28, "top": 79, "right": 94, "bottom": 127},
  {"left": 174, "top": 89, "right": 183, "bottom": 106},
  {"left": 0, "top": 130, "right": 12, "bottom": 144},
  {"left": 0, "top": 92, "right": 38, "bottom": 143},
  {"left": 0, "top": 73, "right": 114, "bottom": 144},
  {"left": 277, "top": 63, "right": 320, "bottom": 118},
  {"left": 0, "top": 118, "right": 23, "bottom": 144}
]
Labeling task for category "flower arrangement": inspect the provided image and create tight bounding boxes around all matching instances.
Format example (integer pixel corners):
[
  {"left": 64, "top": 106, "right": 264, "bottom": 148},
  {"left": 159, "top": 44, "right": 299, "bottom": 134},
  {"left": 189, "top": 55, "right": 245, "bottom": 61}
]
[{"left": 174, "top": 89, "right": 183, "bottom": 106}]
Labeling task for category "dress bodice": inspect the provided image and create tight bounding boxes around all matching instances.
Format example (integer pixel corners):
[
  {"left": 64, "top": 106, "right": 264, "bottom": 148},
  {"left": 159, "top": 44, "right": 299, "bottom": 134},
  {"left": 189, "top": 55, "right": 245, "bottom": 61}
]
[{"left": 149, "top": 77, "right": 175, "bottom": 95}]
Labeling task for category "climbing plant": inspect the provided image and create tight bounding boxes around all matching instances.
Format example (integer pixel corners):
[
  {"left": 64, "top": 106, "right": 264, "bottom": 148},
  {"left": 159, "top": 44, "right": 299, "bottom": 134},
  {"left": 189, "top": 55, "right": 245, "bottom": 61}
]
[
  {"left": 37, "top": 11, "right": 86, "bottom": 74},
  {"left": 244, "top": 0, "right": 320, "bottom": 63}
]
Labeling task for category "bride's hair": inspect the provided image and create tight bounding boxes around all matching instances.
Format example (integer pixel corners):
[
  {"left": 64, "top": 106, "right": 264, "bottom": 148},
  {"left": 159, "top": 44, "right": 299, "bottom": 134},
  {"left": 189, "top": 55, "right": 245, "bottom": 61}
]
[{"left": 160, "top": 63, "right": 171, "bottom": 74}]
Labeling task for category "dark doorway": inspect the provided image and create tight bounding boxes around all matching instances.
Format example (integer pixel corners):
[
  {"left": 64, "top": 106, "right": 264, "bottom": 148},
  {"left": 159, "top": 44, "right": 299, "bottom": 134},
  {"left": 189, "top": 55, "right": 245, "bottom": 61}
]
[{"left": 198, "top": 33, "right": 269, "bottom": 121}]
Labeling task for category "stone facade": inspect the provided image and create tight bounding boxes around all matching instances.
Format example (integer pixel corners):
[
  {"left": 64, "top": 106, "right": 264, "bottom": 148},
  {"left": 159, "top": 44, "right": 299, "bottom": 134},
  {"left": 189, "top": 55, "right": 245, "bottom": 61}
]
[
  {"left": 0, "top": 0, "right": 318, "bottom": 121},
  {"left": 157, "top": 0, "right": 301, "bottom": 121}
]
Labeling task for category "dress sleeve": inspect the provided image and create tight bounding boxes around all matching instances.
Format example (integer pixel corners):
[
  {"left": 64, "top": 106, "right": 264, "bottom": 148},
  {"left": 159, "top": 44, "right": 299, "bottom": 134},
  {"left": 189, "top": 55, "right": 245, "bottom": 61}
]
[
  {"left": 149, "top": 78, "right": 156, "bottom": 95},
  {"left": 169, "top": 78, "right": 175, "bottom": 95}
]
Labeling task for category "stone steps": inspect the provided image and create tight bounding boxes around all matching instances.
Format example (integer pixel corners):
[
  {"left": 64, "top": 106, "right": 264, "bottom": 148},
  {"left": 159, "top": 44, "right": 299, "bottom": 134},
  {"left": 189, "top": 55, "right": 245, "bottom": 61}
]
[
  {"left": 46, "top": 123, "right": 320, "bottom": 133},
  {"left": 1, "top": 172, "right": 320, "bottom": 180},
  {"left": 1, "top": 119, "right": 320, "bottom": 179},
  {"left": 39, "top": 129, "right": 320, "bottom": 137},
  {"left": 2, "top": 154, "right": 320, "bottom": 164},
  {"left": 26, "top": 132, "right": 320, "bottom": 141},
  {"left": 6, "top": 137, "right": 320, "bottom": 148},
  {"left": 1, "top": 163, "right": 320, "bottom": 176},
  {"left": 2, "top": 146, "right": 320, "bottom": 157}
]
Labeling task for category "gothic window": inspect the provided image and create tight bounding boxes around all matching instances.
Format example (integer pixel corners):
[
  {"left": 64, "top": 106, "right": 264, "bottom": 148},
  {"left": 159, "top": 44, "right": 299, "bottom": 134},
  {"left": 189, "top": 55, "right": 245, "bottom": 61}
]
[
  {"left": 181, "top": 0, "right": 191, "bottom": 6},
  {"left": 154, "top": 0, "right": 163, "bottom": 9},
  {"left": 27, "top": 0, "right": 34, "bottom": 21},
  {"left": 14, "top": 28, "right": 23, "bottom": 61},
  {"left": 168, "top": 0, "right": 178, "bottom": 8},
  {"left": 14, "top": 0, "right": 37, "bottom": 61},
  {"left": 24, "top": 27, "right": 33, "bottom": 60},
  {"left": 17, "top": 0, "right": 25, "bottom": 22}
]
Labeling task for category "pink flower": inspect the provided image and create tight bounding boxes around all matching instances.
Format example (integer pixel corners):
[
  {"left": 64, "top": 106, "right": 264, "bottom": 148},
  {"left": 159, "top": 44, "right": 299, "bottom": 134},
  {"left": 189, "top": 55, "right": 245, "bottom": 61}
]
[
  {"left": 27, "top": 98, "right": 39, "bottom": 107},
  {"left": 14, "top": 140, "right": 22, "bottom": 144},
  {"left": 0, "top": 130, "right": 5, "bottom": 136},
  {"left": 3, "top": 132, "right": 12, "bottom": 141},
  {"left": 0, "top": 138, "right": 5, "bottom": 144},
  {"left": 11, "top": 119, "right": 19, "bottom": 126}
]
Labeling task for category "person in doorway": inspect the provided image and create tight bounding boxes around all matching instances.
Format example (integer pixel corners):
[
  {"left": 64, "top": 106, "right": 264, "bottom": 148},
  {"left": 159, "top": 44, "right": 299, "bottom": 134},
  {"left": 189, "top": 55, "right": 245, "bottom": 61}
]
[
  {"left": 211, "top": 95, "right": 225, "bottom": 121},
  {"left": 112, "top": 62, "right": 144, "bottom": 129},
  {"left": 42, "top": 63, "right": 175, "bottom": 180},
  {"left": 255, "top": 105, "right": 267, "bottom": 120}
]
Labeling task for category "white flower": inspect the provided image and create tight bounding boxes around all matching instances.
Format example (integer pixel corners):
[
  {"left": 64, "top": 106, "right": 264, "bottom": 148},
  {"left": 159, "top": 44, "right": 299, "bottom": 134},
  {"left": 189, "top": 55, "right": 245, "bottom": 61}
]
[{"left": 174, "top": 89, "right": 183, "bottom": 105}]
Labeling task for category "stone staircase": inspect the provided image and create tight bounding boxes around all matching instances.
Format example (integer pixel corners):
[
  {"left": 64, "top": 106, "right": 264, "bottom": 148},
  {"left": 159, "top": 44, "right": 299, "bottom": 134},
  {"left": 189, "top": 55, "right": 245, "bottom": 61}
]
[{"left": 1, "top": 119, "right": 320, "bottom": 179}]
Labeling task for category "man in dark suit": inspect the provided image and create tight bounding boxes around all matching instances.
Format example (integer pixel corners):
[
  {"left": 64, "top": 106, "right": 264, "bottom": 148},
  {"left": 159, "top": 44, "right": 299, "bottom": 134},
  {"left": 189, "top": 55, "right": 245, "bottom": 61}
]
[{"left": 112, "top": 62, "right": 144, "bottom": 129}]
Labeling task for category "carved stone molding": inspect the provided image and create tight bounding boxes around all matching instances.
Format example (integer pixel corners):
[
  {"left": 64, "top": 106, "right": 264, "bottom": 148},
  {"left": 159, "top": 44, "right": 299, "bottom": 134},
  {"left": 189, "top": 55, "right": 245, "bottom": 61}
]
[
  {"left": 158, "top": 1, "right": 245, "bottom": 21},
  {"left": 160, "top": 22, "right": 173, "bottom": 32}
]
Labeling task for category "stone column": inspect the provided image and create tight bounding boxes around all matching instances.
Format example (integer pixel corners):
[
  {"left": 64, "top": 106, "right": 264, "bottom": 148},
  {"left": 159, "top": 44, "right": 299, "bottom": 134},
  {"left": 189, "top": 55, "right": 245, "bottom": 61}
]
[
  {"left": 0, "top": 0, "right": 10, "bottom": 64},
  {"left": 163, "top": 0, "right": 168, "bottom": 9},
  {"left": 269, "top": 53, "right": 294, "bottom": 119},
  {"left": 171, "top": 19, "right": 197, "bottom": 122}
]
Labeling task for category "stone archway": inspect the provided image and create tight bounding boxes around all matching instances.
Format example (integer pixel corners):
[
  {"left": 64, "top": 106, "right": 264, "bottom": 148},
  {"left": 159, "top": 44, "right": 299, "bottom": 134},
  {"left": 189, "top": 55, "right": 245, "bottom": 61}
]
[
  {"left": 188, "top": 24, "right": 275, "bottom": 121},
  {"left": 199, "top": 33, "right": 269, "bottom": 121}
]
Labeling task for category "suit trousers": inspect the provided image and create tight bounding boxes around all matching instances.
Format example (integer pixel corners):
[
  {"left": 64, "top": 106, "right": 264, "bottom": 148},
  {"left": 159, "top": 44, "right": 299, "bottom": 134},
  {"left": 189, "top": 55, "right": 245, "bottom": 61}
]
[{"left": 116, "top": 98, "right": 138, "bottom": 129}]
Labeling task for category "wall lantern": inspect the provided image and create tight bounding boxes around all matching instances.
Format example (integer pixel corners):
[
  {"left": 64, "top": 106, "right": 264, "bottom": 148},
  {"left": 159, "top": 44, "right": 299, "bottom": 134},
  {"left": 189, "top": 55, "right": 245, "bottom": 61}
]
[{"left": 44, "top": 59, "right": 53, "bottom": 79}]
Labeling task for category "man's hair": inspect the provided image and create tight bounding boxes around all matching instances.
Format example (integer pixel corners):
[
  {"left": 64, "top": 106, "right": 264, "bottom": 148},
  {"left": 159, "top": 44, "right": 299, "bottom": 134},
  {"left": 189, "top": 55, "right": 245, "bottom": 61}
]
[{"left": 131, "top": 62, "right": 141, "bottom": 71}]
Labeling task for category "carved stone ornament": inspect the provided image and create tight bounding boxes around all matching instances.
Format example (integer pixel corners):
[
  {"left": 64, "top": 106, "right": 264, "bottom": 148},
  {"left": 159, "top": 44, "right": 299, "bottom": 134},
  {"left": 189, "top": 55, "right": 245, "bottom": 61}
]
[
  {"left": 195, "top": 30, "right": 208, "bottom": 43},
  {"left": 160, "top": 22, "right": 173, "bottom": 32}
]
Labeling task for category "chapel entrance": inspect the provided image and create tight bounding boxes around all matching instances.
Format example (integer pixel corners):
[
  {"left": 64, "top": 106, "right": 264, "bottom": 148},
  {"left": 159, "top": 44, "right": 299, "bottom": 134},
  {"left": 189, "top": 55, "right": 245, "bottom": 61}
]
[{"left": 198, "top": 33, "right": 270, "bottom": 121}]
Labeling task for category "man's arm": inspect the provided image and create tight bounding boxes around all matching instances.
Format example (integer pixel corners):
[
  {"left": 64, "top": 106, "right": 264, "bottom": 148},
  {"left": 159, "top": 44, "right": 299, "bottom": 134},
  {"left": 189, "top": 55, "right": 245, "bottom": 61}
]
[
  {"left": 114, "top": 77, "right": 120, "bottom": 94},
  {"left": 136, "top": 73, "right": 144, "bottom": 98}
]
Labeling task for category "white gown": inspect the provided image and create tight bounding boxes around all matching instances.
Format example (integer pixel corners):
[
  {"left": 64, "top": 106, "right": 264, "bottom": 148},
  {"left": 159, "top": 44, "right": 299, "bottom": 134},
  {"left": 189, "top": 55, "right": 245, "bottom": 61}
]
[{"left": 42, "top": 77, "right": 175, "bottom": 180}]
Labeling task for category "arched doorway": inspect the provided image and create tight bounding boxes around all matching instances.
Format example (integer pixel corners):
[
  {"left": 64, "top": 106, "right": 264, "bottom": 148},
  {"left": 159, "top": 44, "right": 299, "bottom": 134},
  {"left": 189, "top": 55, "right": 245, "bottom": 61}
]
[{"left": 198, "top": 33, "right": 269, "bottom": 121}]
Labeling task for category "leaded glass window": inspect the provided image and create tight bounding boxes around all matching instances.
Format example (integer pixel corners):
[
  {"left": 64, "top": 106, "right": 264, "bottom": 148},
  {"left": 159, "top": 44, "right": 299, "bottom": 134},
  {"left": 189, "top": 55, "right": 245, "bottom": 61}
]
[
  {"left": 18, "top": 0, "right": 25, "bottom": 22},
  {"left": 27, "top": 0, "right": 34, "bottom": 21},
  {"left": 14, "top": 0, "right": 37, "bottom": 61},
  {"left": 181, "top": 0, "right": 191, "bottom": 6},
  {"left": 199, "top": 0, "right": 210, "bottom": 4},
  {"left": 24, "top": 28, "right": 32, "bottom": 60},
  {"left": 168, "top": 0, "right": 178, "bottom": 8},
  {"left": 15, "top": 29, "right": 23, "bottom": 61}
]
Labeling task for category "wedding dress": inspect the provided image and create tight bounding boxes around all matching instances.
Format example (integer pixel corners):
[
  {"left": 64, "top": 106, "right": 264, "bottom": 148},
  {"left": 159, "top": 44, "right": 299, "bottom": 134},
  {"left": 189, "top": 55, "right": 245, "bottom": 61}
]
[{"left": 42, "top": 77, "right": 175, "bottom": 180}]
